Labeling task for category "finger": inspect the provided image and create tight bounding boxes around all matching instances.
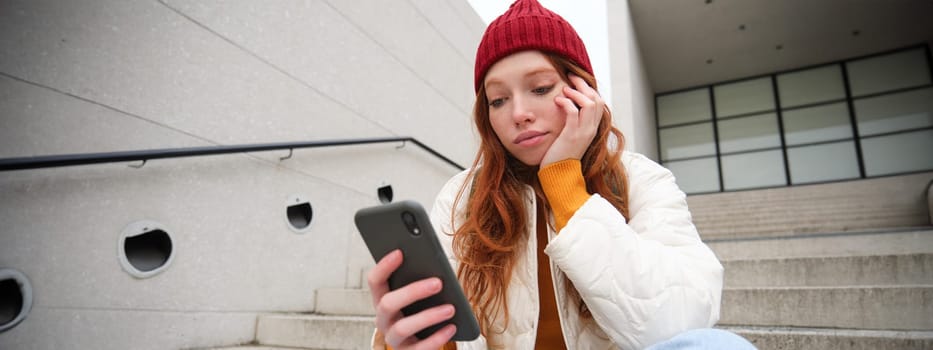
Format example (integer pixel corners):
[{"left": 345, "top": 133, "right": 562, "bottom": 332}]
[
  {"left": 379, "top": 277, "right": 442, "bottom": 313},
  {"left": 555, "top": 95, "right": 580, "bottom": 127},
  {"left": 568, "top": 74, "right": 599, "bottom": 99},
  {"left": 565, "top": 75, "right": 604, "bottom": 128},
  {"left": 568, "top": 75, "right": 606, "bottom": 117},
  {"left": 369, "top": 250, "right": 406, "bottom": 332},
  {"left": 561, "top": 86, "right": 595, "bottom": 111},
  {"left": 376, "top": 277, "right": 443, "bottom": 329},
  {"left": 368, "top": 249, "right": 403, "bottom": 305},
  {"left": 384, "top": 304, "right": 456, "bottom": 347}
]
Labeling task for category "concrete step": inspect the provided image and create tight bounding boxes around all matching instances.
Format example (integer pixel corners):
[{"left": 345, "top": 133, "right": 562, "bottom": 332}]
[
  {"left": 256, "top": 314, "right": 374, "bottom": 350},
  {"left": 316, "top": 288, "right": 375, "bottom": 316},
  {"left": 708, "top": 228, "right": 933, "bottom": 261},
  {"left": 691, "top": 196, "right": 920, "bottom": 213},
  {"left": 695, "top": 209, "right": 920, "bottom": 226},
  {"left": 687, "top": 172, "right": 933, "bottom": 239},
  {"left": 687, "top": 172, "right": 933, "bottom": 211},
  {"left": 720, "top": 285, "right": 933, "bottom": 331},
  {"left": 719, "top": 326, "right": 933, "bottom": 350},
  {"left": 692, "top": 201, "right": 918, "bottom": 215},
  {"left": 695, "top": 213, "right": 928, "bottom": 240},
  {"left": 723, "top": 253, "right": 933, "bottom": 288},
  {"left": 693, "top": 202, "right": 922, "bottom": 218}
]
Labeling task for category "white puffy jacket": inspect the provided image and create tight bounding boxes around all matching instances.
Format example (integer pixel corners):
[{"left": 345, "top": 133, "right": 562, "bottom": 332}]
[{"left": 375, "top": 152, "right": 723, "bottom": 349}]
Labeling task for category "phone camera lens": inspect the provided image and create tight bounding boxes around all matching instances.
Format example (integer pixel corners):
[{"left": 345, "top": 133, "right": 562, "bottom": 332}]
[
  {"left": 402, "top": 211, "right": 415, "bottom": 224},
  {"left": 401, "top": 211, "right": 421, "bottom": 236}
]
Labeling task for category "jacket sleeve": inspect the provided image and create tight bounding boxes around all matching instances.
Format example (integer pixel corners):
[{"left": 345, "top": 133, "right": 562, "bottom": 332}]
[{"left": 544, "top": 152, "right": 723, "bottom": 349}]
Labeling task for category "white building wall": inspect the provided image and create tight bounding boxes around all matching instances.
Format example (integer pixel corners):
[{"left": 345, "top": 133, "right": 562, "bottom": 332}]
[
  {"left": 607, "top": 0, "right": 657, "bottom": 160},
  {"left": 0, "top": 0, "right": 484, "bottom": 349}
]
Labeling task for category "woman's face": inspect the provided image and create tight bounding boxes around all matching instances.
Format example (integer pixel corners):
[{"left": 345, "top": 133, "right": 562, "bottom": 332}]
[{"left": 483, "top": 51, "right": 569, "bottom": 166}]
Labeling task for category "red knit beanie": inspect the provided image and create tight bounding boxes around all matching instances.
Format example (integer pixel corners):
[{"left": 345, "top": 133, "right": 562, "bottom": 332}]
[{"left": 474, "top": 0, "right": 593, "bottom": 92}]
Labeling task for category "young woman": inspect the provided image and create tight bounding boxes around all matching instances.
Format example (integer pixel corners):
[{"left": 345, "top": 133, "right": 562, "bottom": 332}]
[{"left": 368, "top": 1, "right": 755, "bottom": 349}]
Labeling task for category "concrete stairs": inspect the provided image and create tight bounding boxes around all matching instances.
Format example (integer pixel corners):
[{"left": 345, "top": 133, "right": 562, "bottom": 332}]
[
  {"left": 198, "top": 289, "right": 377, "bottom": 350},
  {"left": 235, "top": 288, "right": 378, "bottom": 349},
  {"left": 251, "top": 314, "right": 375, "bottom": 349},
  {"left": 700, "top": 171, "right": 933, "bottom": 349},
  {"left": 197, "top": 313, "right": 375, "bottom": 350},
  {"left": 713, "top": 231, "right": 933, "bottom": 349}
]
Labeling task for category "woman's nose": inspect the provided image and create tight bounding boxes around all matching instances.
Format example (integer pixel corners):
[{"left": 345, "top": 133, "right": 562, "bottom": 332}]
[{"left": 511, "top": 97, "right": 535, "bottom": 125}]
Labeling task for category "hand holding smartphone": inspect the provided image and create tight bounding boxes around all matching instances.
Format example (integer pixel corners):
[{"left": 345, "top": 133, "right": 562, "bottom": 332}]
[{"left": 355, "top": 200, "right": 480, "bottom": 342}]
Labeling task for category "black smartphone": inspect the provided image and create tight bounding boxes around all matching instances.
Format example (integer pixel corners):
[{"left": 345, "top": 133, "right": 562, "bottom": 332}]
[{"left": 354, "top": 200, "right": 480, "bottom": 341}]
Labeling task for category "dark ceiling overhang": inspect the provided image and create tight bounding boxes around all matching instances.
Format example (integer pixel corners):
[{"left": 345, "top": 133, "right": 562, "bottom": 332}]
[{"left": 628, "top": 0, "right": 933, "bottom": 93}]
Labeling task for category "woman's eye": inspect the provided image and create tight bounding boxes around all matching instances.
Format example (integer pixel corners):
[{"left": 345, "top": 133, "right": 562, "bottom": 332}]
[
  {"left": 532, "top": 85, "right": 554, "bottom": 95},
  {"left": 489, "top": 98, "right": 505, "bottom": 108}
]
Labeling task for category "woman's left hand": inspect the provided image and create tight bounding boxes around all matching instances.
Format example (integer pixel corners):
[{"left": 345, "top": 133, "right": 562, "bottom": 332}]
[{"left": 541, "top": 74, "right": 603, "bottom": 167}]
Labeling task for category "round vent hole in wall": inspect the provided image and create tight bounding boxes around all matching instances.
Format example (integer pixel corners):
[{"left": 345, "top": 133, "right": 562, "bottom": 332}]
[
  {"left": 378, "top": 184, "right": 394, "bottom": 204},
  {"left": 125, "top": 230, "right": 172, "bottom": 272},
  {"left": 286, "top": 195, "right": 313, "bottom": 233},
  {"left": 0, "top": 268, "right": 33, "bottom": 333},
  {"left": 118, "top": 221, "right": 175, "bottom": 278}
]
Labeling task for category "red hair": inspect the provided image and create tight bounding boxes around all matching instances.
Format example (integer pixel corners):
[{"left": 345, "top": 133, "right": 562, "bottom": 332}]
[{"left": 452, "top": 52, "right": 631, "bottom": 338}]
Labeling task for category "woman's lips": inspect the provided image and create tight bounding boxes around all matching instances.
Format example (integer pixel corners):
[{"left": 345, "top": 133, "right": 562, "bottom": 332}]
[{"left": 514, "top": 131, "right": 548, "bottom": 146}]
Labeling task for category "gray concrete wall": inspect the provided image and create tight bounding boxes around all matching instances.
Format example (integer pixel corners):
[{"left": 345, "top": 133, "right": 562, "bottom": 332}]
[{"left": 0, "top": 0, "right": 485, "bottom": 349}]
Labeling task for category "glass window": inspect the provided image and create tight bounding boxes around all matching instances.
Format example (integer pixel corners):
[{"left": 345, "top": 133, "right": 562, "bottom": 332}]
[
  {"left": 717, "top": 113, "right": 781, "bottom": 153},
  {"left": 659, "top": 122, "right": 716, "bottom": 160},
  {"left": 854, "top": 87, "right": 933, "bottom": 136},
  {"left": 847, "top": 48, "right": 932, "bottom": 97},
  {"left": 655, "top": 46, "right": 933, "bottom": 193},
  {"left": 657, "top": 88, "right": 711, "bottom": 127},
  {"left": 782, "top": 103, "right": 853, "bottom": 145},
  {"left": 777, "top": 65, "right": 846, "bottom": 108},
  {"left": 663, "top": 157, "right": 720, "bottom": 194},
  {"left": 861, "top": 129, "right": 933, "bottom": 176},
  {"left": 714, "top": 77, "right": 775, "bottom": 118},
  {"left": 787, "top": 141, "right": 860, "bottom": 184},
  {"left": 721, "top": 150, "right": 786, "bottom": 190}
]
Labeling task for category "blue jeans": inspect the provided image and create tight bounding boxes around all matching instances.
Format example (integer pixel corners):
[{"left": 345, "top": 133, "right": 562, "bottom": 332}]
[{"left": 646, "top": 328, "right": 757, "bottom": 350}]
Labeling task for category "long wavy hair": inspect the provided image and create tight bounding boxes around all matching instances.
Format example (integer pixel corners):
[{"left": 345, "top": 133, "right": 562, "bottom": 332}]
[{"left": 451, "top": 51, "right": 631, "bottom": 338}]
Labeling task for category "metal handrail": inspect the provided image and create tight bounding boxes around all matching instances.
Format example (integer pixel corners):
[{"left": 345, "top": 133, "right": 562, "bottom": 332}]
[{"left": 0, "top": 137, "right": 465, "bottom": 171}]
